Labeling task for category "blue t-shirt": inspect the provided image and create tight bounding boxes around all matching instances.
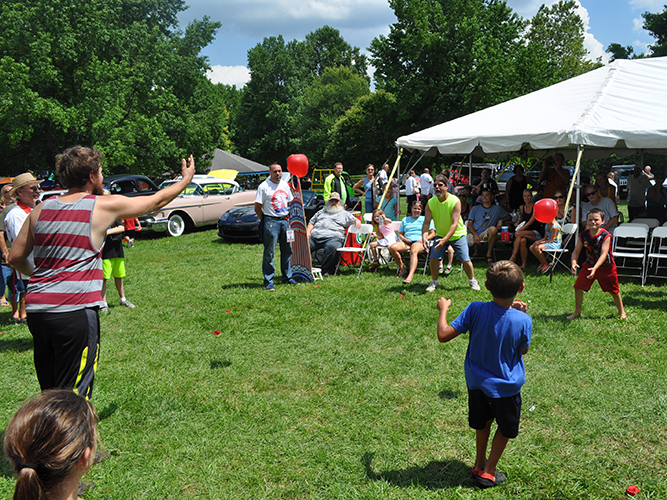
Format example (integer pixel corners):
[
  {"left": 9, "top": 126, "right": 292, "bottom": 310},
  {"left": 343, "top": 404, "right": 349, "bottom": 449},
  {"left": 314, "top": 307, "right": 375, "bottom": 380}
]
[
  {"left": 377, "top": 196, "right": 397, "bottom": 221},
  {"left": 468, "top": 204, "right": 508, "bottom": 234},
  {"left": 399, "top": 215, "right": 434, "bottom": 241},
  {"left": 451, "top": 301, "right": 532, "bottom": 398}
]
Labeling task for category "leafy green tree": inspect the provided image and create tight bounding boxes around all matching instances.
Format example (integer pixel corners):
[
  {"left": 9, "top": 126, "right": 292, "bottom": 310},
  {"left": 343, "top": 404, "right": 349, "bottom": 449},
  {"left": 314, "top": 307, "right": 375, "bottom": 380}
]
[
  {"left": 525, "top": 0, "right": 599, "bottom": 83},
  {"left": 296, "top": 67, "right": 369, "bottom": 169},
  {"left": 0, "top": 0, "right": 224, "bottom": 175},
  {"left": 324, "top": 90, "right": 403, "bottom": 173},
  {"left": 233, "top": 27, "right": 368, "bottom": 166},
  {"left": 643, "top": 6, "right": 667, "bottom": 57},
  {"left": 369, "top": 0, "right": 526, "bottom": 133},
  {"left": 606, "top": 43, "right": 635, "bottom": 61},
  {"left": 304, "top": 26, "right": 368, "bottom": 79}
]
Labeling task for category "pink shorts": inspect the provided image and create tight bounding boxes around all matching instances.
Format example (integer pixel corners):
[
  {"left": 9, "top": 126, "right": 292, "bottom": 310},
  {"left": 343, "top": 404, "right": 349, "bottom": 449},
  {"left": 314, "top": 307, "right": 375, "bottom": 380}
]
[{"left": 574, "top": 262, "right": 620, "bottom": 294}]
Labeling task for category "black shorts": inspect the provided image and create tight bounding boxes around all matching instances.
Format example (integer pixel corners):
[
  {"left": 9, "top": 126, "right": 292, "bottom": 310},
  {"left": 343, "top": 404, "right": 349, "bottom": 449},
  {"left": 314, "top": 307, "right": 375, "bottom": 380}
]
[
  {"left": 27, "top": 308, "right": 100, "bottom": 399},
  {"left": 468, "top": 388, "right": 521, "bottom": 439}
]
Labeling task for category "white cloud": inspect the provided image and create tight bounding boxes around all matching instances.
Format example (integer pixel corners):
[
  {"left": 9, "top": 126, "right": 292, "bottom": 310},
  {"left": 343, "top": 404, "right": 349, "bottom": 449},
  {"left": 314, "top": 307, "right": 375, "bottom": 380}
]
[
  {"left": 633, "top": 17, "right": 645, "bottom": 32},
  {"left": 207, "top": 65, "right": 251, "bottom": 87},
  {"left": 629, "top": 0, "right": 664, "bottom": 9}
]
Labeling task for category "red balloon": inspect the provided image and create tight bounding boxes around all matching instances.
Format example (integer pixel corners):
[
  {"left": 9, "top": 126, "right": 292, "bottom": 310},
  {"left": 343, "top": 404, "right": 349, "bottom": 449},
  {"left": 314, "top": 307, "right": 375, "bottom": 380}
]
[
  {"left": 534, "top": 198, "right": 558, "bottom": 223},
  {"left": 287, "top": 154, "right": 309, "bottom": 178}
]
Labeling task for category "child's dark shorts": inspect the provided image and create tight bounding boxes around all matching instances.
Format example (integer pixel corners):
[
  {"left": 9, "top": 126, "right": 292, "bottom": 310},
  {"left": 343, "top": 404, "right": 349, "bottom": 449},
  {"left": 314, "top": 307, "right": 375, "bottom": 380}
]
[{"left": 468, "top": 388, "right": 521, "bottom": 439}]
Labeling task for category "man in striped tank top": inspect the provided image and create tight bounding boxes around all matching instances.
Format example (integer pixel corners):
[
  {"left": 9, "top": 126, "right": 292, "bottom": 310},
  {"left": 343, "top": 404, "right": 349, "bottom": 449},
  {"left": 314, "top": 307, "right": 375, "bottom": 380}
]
[{"left": 9, "top": 146, "right": 195, "bottom": 399}]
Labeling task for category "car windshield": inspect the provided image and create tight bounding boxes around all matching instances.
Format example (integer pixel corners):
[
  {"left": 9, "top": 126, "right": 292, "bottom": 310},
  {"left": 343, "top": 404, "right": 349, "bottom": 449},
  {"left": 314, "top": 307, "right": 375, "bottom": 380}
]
[{"left": 160, "top": 181, "right": 237, "bottom": 196}]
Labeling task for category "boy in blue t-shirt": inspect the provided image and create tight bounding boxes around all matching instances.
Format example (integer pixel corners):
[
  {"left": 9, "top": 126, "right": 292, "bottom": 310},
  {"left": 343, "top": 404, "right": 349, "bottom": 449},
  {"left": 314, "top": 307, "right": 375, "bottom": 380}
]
[{"left": 437, "top": 260, "right": 532, "bottom": 488}]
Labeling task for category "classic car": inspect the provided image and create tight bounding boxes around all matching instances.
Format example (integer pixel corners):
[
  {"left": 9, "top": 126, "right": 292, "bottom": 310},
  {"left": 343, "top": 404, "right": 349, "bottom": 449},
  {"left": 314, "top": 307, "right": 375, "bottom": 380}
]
[
  {"left": 143, "top": 177, "right": 256, "bottom": 237},
  {"left": 217, "top": 189, "right": 325, "bottom": 242},
  {"left": 103, "top": 175, "right": 159, "bottom": 196}
]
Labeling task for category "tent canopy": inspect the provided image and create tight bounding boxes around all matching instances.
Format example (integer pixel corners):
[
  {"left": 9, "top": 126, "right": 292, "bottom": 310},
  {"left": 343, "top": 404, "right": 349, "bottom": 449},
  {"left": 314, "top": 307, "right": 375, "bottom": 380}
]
[
  {"left": 396, "top": 57, "right": 667, "bottom": 160},
  {"left": 207, "top": 149, "right": 269, "bottom": 175}
]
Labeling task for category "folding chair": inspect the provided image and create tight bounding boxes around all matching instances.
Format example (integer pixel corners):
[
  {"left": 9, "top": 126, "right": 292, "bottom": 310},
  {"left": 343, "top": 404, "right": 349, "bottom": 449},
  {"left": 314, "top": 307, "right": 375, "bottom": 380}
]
[
  {"left": 543, "top": 223, "right": 577, "bottom": 282},
  {"left": 645, "top": 226, "right": 667, "bottom": 281},
  {"left": 335, "top": 224, "right": 373, "bottom": 277},
  {"left": 629, "top": 218, "right": 660, "bottom": 231},
  {"left": 612, "top": 225, "right": 648, "bottom": 285}
]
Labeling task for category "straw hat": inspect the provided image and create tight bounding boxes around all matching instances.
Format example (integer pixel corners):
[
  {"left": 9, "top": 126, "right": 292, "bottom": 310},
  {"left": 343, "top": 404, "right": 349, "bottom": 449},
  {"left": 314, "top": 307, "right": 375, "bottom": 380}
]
[{"left": 9, "top": 173, "right": 43, "bottom": 196}]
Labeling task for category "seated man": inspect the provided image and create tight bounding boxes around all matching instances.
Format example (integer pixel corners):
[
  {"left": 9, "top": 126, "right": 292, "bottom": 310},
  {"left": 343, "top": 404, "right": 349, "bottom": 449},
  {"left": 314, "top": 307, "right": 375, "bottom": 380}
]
[
  {"left": 580, "top": 184, "right": 618, "bottom": 232},
  {"left": 466, "top": 189, "right": 511, "bottom": 262},
  {"left": 307, "top": 192, "right": 361, "bottom": 276}
]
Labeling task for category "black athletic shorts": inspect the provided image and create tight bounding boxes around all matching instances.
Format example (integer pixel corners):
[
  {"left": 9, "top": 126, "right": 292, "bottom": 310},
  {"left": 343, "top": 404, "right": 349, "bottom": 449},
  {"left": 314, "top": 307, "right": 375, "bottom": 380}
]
[
  {"left": 468, "top": 388, "right": 521, "bottom": 439},
  {"left": 28, "top": 308, "right": 100, "bottom": 400}
]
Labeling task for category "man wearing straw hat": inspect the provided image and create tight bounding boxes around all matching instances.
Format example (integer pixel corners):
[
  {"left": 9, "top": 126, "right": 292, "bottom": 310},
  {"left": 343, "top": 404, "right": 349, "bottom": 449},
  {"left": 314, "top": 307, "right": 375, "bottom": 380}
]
[
  {"left": 4, "top": 173, "right": 42, "bottom": 323},
  {"left": 9, "top": 145, "right": 195, "bottom": 399}
]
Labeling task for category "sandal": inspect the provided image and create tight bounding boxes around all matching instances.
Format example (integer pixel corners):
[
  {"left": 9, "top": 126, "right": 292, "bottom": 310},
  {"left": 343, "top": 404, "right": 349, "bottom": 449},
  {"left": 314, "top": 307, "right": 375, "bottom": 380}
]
[
  {"left": 486, "top": 256, "right": 495, "bottom": 264},
  {"left": 0, "top": 300, "right": 9, "bottom": 306},
  {"left": 474, "top": 470, "right": 506, "bottom": 488},
  {"left": 368, "top": 261, "right": 380, "bottom": 271},
  {"left": 402, "top": 278, "right": 412, "bottom": 284},
  {"left": 397, "top": 268, "right": 408, "bottom": 278}
]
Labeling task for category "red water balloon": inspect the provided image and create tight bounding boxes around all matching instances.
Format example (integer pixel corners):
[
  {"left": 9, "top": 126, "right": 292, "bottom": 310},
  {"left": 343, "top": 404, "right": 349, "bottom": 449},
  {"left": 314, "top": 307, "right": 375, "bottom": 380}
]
[
  {"left": 534, "top": 198, "right": 558, "bottom": 223},
  {"left": 287, "top": 154, "right": 309, "bottom": 178}
]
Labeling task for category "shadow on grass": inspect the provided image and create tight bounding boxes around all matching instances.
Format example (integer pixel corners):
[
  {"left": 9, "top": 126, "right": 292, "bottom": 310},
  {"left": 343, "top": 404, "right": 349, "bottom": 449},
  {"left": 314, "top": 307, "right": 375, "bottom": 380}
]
[
  {"left": 211, "top": 360, "right": 232, "bottom": 369},
  {"left": 622, "top": 287, "right": 667, "bottom": 310},
  {"left": 438, "top": 389, "right": 459, "bottom": 400},
  {"left": 0, "top": 337, "right": 32, "bottom": 353},
  {"left": 362, "top": 452, "right": 475, "bottom": 490},
  {"left": 0, "top": 453, "right": 14, "bottom": 480},
  {"left": 98, "top": 402, "right": 118, "bottom": 421}
]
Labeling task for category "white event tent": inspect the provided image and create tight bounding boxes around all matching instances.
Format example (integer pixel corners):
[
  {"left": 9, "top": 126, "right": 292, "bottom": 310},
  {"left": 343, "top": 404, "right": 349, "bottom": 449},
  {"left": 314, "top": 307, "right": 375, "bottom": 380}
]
[
  {"left": 396, "top": 56, "right": 667, "bottom": 160},
  {"left": 395, "top": 56, "right": 667, "bottom": 229}
]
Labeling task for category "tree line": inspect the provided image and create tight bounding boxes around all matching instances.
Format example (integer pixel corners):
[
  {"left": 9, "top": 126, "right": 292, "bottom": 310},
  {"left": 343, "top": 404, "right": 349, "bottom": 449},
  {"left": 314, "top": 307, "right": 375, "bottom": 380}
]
[{"left": 2, "top": 0, "right": 666, "bottom": 177}]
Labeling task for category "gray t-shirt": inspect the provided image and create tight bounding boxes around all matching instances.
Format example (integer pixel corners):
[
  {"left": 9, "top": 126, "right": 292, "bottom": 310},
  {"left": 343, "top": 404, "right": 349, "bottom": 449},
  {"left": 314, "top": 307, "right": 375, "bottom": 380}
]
[
  {"left": 581, "top": 197, "right": 619, "bottom": 229},
  {"left": 309, "top": 209, "right": 357, "bottom": 240},
  {"left": 627, "top": 173, "right": 653, "bottom": 207}
]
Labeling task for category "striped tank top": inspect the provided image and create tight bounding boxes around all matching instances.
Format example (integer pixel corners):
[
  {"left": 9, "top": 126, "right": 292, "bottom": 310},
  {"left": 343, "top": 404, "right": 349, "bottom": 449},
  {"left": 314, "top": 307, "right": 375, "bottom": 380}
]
[{"left": 26, "top": 195, "right": 105, "bottom": 313}]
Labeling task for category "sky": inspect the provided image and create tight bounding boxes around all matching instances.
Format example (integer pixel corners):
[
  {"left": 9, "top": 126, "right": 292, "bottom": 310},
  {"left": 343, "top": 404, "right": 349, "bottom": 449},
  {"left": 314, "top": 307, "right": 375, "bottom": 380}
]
[{"left": 176, "top": 0, "right": 666, "bottom": 88}]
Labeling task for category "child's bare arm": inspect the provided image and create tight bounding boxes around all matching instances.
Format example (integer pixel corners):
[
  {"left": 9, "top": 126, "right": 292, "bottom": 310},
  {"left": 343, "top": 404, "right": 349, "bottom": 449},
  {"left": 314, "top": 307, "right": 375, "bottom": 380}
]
[
  {"left": 571, "top": 239, "right": 583, "bottom": 273},
  {"left": 521, "top": 347, "right": 529, "bottom": 355},
  {"left": 437, "top": 297, "right": 462, "bottom": 343}
]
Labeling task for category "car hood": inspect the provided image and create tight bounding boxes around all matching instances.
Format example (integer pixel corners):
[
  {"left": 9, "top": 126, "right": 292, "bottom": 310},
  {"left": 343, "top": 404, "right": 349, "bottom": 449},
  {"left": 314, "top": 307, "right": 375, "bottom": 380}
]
[{"left": 219, "top": 206, "right": 258, "bottom": 222}]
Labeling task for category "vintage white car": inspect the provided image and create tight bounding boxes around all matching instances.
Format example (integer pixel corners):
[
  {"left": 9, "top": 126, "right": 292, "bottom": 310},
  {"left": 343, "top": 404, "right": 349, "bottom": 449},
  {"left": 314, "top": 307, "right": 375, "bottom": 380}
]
[{"left": 144, "top": 176, "right": 257, "bottom": 237}]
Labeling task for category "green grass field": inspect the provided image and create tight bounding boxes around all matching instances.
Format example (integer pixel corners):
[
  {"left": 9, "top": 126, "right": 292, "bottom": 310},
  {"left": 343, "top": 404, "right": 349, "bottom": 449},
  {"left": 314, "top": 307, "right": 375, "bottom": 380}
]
[{"left": 1, "top": 225, "right": 666, "bottom": 499}]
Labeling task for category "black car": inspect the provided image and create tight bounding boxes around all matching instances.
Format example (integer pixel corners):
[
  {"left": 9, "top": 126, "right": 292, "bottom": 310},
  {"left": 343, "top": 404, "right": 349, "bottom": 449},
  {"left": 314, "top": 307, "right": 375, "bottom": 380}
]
[
  {"left": 103, "top": 175, "right": 159, "bottom": 196},
  {"left": 218, "top": 190, "right": 325, "bottom": 241}
]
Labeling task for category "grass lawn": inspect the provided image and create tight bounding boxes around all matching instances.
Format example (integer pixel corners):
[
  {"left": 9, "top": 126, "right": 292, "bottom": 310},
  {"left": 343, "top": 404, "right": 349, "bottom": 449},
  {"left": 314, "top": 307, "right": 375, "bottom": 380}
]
[{"left": 1, "top": 224, "right": 666, "bottom": 499}]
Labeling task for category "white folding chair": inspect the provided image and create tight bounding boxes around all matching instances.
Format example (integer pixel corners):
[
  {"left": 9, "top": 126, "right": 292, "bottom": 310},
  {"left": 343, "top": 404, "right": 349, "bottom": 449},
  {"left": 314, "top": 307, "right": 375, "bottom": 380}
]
[
  {"left": 629, "top": 217, "right": 659, "bottom": 230},
  {"left": 645, "top": 226, "right": 667, "bottom": 281},
  {"left": 335, "top": 224, "right": 373, "bottom": 277},
  {"left": 363, "top": 212, "right": 373, "bottom": 223},
  {"left": 543, "top": 223, "right": 577, "bottom": 282},
  {"left": 613, "top": 225, "right": 648, "bottom": 285}
]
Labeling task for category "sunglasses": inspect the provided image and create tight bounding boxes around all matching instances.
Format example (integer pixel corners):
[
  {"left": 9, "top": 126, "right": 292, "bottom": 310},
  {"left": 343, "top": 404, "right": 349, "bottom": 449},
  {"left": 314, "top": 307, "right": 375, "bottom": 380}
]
[
  {"left": 553, "top": 195, "right": 564, "bottom": 199},
  {"left": 584, "top": 192, "right": 596, "bottom": 197},
  {"left": 434, "top": 183, "right": 446, "bottom": 187}
]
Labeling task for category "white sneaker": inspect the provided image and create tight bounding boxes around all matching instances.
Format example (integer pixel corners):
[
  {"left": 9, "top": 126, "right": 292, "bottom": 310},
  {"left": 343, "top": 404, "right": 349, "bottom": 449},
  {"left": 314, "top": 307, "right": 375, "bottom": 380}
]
[
  {"left": 100, "top": 303, "right": 109, "bottom": 314},
  {"left": 120, "top": 298, "right": 136, "bottom": 309},
  {"left": 426, "top": 280, "right": 439, "bottom": 292},
  {"left": 469, "top": 278, "right": 481, "bottom": 291}
]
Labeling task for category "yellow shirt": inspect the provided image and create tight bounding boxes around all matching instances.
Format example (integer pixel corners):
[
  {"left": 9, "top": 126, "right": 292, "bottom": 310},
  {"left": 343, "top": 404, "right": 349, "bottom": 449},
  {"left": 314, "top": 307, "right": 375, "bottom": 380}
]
[{"left": 428, "top": 193, "right": 466, "bottom": 241}]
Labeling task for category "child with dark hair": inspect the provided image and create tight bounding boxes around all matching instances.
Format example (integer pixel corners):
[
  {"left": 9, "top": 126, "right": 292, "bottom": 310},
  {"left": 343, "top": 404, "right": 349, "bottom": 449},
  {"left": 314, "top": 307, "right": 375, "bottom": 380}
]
[
  {"left": 3, "top": 390, "right": 100, "bottom": 500},
  {"left": 567, "top": 208, "right": 626, "bottom": 319},
  {"left": 436, "top": 260, "right": 532, "bottom": 488}
]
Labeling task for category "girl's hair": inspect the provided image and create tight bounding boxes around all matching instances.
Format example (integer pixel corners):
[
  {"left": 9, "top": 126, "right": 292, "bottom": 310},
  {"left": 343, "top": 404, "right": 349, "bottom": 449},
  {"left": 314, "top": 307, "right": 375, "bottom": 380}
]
[
  {"left": 3, "top": 390, "right": 99, "bottom": 500},
  {"left": 371, "top": 208, "right": 388, "bottom": 230}
]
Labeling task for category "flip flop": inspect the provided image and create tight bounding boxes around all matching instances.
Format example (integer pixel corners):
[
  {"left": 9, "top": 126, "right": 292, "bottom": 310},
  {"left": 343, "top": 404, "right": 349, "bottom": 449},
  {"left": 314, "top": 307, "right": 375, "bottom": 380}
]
[
  {"left": 486, "top": 256, "right": 495, "bottom": 264},
  {"left": 402, "top": 278, "right": 412, "bottom": 284},
  {"left": 474, "top": 470, "right": 506, "bottom": 488},
  {"left": 0, "top": 301, "right": 9, "bottom": 306}
]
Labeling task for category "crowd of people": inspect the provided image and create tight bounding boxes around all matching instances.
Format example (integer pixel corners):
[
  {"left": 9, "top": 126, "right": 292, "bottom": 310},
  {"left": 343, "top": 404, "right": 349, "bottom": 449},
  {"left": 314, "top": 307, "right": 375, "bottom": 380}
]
[{"left": 4, "top": 154, "right": 659, "bottom": 495}]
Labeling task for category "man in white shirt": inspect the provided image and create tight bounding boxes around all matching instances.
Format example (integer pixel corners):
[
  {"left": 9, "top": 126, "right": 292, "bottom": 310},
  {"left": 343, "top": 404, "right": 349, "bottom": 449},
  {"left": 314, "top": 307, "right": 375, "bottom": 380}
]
[
  {"left": 378, "top": 163, "right": 389, "bottom": 183},
  {"left": 627, "top": 166, "right": 653, "bottom": 220},
  {"left": 420, "top": 168, "right": 434, "bottom": 203},
  {"left": 405, "top": 170, "right": 419, "bottom": 207},
  {"left": 254, "top": 164, "right": 295, "bottom": 291},
  {"left": 4, "top": 173, "right": 41, "bottom": 323}
]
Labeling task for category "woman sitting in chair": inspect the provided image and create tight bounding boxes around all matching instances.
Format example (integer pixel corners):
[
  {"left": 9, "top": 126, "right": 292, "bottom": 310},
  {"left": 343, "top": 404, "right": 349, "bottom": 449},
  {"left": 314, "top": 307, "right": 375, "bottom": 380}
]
[
  {"left": 509, "top": 189, "right": 544, "bottom": 269},
  {"left": 389, "top": 201, "right": 436, "bottom": 283},
  {"left": 368, "top": 208, "right": 397, "bottom": 271}
]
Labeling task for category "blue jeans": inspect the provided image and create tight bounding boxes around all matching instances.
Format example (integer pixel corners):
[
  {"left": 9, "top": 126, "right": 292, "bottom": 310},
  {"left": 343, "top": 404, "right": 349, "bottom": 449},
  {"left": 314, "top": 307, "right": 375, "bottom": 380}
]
[
  {"left": 0, "top": 264, "right": 12, "bottom": 299},
  {"left": 262, "top": 217, "right": 292, "bottom": 286}
]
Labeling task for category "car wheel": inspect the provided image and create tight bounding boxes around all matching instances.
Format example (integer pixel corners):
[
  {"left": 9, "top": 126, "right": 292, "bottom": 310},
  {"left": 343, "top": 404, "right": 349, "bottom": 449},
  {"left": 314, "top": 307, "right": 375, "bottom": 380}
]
[{"left": 167, "top": 213, "right": 187, "bottom": 237}]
